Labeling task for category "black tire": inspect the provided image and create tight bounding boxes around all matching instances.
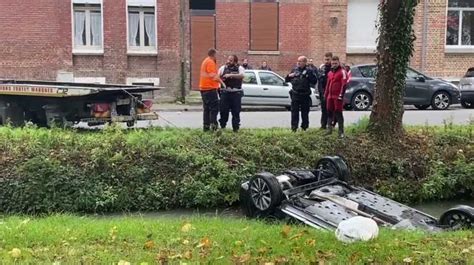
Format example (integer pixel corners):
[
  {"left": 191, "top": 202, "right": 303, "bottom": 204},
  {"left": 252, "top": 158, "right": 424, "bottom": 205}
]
[
  {"left": 351, "top": 91, "right": 372, "bottom": 111},
  {"left": 439, "top": 206, "right": 474, "bottom": 230},
  {"left": 414, "top": 104, "right": 430, "bottom": 110},
  {"left": 461, "top": 99, "right": 474, "bottom": 109},
  {"left": 343, "top": 104, "right": 354, "bottom": 111},
  {"left": 241, "top": 172, "right": 283, "bottom": 218},
  {"left": 126, "top": 121, "right": 136, "bottom": 128},
  {"left": 431, "top": 91, "right": 451, "bottom": 110},
  {"left": 315, "top": 156, "right": 351, "bottom": 182}
]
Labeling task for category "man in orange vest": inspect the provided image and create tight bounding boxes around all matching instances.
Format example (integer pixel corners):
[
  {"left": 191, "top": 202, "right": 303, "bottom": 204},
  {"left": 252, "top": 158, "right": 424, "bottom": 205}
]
[{"left": 199, "top": 48, "right": 223, "bottom": 131}]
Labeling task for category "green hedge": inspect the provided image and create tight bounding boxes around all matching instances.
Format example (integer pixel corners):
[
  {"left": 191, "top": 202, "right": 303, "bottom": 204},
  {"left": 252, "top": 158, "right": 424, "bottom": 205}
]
[{"left": 0, "top": 124, "right": 472, "bottom": 214}]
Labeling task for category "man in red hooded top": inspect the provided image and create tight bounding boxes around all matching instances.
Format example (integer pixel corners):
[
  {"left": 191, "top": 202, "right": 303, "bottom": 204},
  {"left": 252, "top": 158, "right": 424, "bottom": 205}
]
[{"left": 324, "top": 56, "right": 347, "bottom": 138}]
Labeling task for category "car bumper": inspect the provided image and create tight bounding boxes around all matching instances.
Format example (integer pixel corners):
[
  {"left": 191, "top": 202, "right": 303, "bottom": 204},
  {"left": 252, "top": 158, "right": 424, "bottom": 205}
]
[{"left": 461, "top": 90, "right": 474, "bottom": 102}]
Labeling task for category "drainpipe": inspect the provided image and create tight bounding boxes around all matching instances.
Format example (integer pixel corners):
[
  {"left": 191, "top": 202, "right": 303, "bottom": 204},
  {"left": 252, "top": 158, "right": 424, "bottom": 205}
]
[
  {"left": 179, "top": 0, "right": 187, "bottom": 102},
  {"left": 421, "top": 0, "right": 429, "bottom": 72}
]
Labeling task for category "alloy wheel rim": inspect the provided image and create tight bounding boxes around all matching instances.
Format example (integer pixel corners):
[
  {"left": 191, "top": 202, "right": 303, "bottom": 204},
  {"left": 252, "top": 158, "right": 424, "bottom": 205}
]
[
  {"left": 250, "top": 178, "right": 271, "bottom": 211},
  {"left": 355, "top": 94, "right": 369, "bottom": 109},
  {"left": 434, "top": 94, "right": 449, "bottom": 109}
]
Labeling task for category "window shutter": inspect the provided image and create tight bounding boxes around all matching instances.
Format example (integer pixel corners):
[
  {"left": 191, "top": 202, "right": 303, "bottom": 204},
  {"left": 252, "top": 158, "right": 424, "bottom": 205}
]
[{"left": 250, "top": 2, "right": 278, "bottom": 51}]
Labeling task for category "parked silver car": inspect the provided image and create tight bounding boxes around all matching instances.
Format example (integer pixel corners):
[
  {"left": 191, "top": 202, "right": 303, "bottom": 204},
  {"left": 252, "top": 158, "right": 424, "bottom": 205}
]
[
  {"left": 460, "top": 67, "right": 474, "bottom": 109},
  {"left": 241, "top": 70, "right": 320, "bottom": 109}
]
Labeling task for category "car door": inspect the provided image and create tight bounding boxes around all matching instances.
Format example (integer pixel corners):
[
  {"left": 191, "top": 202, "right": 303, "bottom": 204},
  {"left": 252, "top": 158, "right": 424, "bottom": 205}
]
[
  {"left": 405, "top": 68, "right": 431, "bottom": 104},
  {"left": 256, "top": 71, "right": 291, "bottom": 106},
  {"left": 241, "top": 71, "right": 261, "bottom": 105}
]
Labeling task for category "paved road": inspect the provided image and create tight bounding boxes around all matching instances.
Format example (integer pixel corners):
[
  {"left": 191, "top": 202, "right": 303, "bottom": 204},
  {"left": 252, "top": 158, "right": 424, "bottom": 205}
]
[{"left": 139, "top": 107, "right": 473, "bottom": 129}]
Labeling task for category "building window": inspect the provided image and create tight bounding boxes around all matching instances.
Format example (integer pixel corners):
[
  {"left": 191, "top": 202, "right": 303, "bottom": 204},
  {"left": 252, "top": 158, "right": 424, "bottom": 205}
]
[
  {"left": 446, "top": 0, "right": 474, "bottom": 46},
  {"left": 190, "top": 0, "right": 215, "bottom": 10},
  {"left": 346, "top": 0, "right": 378, "bottom": 53},
  {"left": 127, "top": 0, "right": 156, "bottom": 53},
  {"left": 250, "top": 0, "right": 279, "bottom": 51},
  {"left": 73, "top": 2, "right": 103, "bottom": 52}
]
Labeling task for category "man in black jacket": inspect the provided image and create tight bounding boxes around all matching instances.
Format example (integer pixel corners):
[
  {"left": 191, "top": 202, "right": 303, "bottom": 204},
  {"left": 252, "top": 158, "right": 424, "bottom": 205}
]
[
  {"left": 285, "top": 56, "right": 318, "bottom": 132},
  {"left": 318, "top": 52, "right": 332, "bottom": 129},
  {"left": 218, "top": 55, "right": 245, "bottom": 132}
]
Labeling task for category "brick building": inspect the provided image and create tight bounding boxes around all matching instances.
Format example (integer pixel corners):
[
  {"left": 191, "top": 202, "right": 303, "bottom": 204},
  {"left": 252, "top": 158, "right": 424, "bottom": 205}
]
[{"left": 0, "top": 0, "right": 472, "bottom": 101}]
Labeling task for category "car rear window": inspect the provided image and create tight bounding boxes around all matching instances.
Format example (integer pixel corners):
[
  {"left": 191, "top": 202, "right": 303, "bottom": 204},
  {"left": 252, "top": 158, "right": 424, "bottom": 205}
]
[{"left": 465, "top": 68, "right": 474, "bottom": 77}]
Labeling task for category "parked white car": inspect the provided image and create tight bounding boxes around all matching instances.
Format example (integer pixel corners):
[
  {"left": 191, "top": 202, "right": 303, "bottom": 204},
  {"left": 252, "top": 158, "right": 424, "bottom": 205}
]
[{"left": 241, "top": 70, "right": 320, "bottom": 109}]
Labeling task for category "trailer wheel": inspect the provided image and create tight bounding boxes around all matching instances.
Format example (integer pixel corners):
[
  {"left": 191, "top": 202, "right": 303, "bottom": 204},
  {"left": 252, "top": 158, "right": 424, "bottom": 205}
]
[
  {"left": 0, "top": 101, "right": 25, "bottom": 126},
  {"left": 126, "top": 121, "right": 136, "bottom": 128}
]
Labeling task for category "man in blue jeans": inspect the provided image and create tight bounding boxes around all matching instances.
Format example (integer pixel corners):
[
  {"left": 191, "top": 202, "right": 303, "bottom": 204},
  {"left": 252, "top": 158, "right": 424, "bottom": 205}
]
[{"left": 218, "top": 55, "right": 245, "bottom": 132}]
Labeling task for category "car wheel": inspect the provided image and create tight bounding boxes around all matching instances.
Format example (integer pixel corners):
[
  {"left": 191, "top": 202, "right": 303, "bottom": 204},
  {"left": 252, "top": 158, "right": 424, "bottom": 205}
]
[
  {"left": 414, "top": 104, "right": 430, "bottom": 110},
  {"left": 461, "top": 99, "right": 474, "bottom": 109},
  {"left": 351, "top": 91, "right": 372, "bottom": 111},
  {"left": 439, "top": 206, "right": 474, "bottom": 230},
  {"left": 315, "top": 156, "right": 351, "bottom": 182},
  {"left": 431, "top": 91, "right": 451, "bottom": 110},
  {"left": 242, "top": 172, "right": 283, "bottom": 218},
  {"left": 344, "top": 104, "right": 354, "bottom": 111}
]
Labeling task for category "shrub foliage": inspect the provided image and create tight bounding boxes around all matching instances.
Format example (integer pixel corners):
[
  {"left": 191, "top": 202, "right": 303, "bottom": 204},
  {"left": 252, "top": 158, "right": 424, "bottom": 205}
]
[{"left": 0, "top": 125, "right": 472, "bottom": 214}]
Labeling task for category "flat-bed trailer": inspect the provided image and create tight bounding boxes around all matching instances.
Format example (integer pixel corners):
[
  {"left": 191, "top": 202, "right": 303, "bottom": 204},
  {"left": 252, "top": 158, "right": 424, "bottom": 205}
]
[{"left": 0, "top": 79, "right": 160, "bottom": 127}]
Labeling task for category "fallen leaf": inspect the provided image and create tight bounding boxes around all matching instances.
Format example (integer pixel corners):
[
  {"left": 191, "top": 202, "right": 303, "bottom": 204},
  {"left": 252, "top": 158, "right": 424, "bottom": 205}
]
[
  {"left": 109, "top": 226, "right": 118, "bottom": 241},
  {"left": 403, "top": 257, "right": 413, "bottom": 263},
  {"left": 196, "top": 237, "right": 212, "bottom": 249},
  {"left": 182, "top": 239, "right": 190, "bottom": 245},
  {"left": 281, "top": 225, "right": 291, "bottom": 238},
  {"left": 9, "top": 248, "right": 21, "bottom": 258},
  {"left": 446, "top": 241, "right": 455, "bottom": 246},
  {"left": 306, "top": 239, "right": 316, "bottom": 247},
  {"left": 181, "top": 223, "right": 193, "bottom": 233},
  {"left": 183, "top": 250, "right": 193, "bottom": 260},
  {"left": 461, "top": 249, "right": 470, "bottom": 254},
  {"left": 264, "top": 262, "right": 275, "bottom": 265},
  {"left": 117, "top": 260, "right": 131, "bottom": 265},
  {"left": 238, "top": 253, "right": 251, "bottom": 263},
  {"left": 258, "top": 247, "right": 268, "bottom": 255},
  {"left": 144, "top": 240, "right": 155, "bottom": 250},
  {"left": 289, "top": 232, "right": 304, "bottom": 241}
]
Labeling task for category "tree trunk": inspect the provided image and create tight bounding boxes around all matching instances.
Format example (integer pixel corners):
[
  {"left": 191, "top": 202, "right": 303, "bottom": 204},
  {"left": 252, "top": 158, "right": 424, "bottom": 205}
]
[{"left": 368, "top": 0, "right": 418, "bottom": 141}]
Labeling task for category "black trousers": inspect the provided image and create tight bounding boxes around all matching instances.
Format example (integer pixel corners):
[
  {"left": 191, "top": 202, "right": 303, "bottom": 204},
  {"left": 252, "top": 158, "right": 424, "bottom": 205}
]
[
  {"left": 219, "top": 91, "right": 243, "bottom": 131},
  {"left": 328, "top": 111, "right": 344, "bottom": 134},
  {"left": 290, "top": 95, "right": 311, "bottom": 131},
  {"left": 318, "top": 87, "right": 328, "bottom": 129},
  {"left": 201, "top": 90, "right": 219, "bottom": 131}
]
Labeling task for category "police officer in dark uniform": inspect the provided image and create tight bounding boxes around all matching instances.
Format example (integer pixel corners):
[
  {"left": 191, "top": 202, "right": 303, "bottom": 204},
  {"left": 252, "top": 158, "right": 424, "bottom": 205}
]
[
  {"left": 285, "top": 56, "right": 318, "bottom": 132},
  {"left": 218, "top": 55, "right": 245, "bottom": 132},
  {"left": 318, "top": 52, "right": 332, "bottom": 129}
]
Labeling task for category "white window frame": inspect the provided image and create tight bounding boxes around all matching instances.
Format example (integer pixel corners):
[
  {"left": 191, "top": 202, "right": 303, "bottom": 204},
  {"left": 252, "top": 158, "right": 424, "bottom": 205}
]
[
  {"left": 71, "top": 0, "right": 104, "bottom": 55},
  {"left": 74, "top": 77, "right": 106, "bottom": 84},
  {"left": 126, "top": 1, "right": 158, "bottom": 55},
  {"left": 445, "top": 4, "right": 474, "bottom": 53},
  {"left": 346, "top": 0, "right": 379, "bottom": 54}
]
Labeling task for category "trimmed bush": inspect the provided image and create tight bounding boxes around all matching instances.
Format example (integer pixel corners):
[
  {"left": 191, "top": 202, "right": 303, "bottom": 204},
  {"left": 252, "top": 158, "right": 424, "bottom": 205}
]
[{"left": 0, "top": 124, "right": 472, "bottom": 214}]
